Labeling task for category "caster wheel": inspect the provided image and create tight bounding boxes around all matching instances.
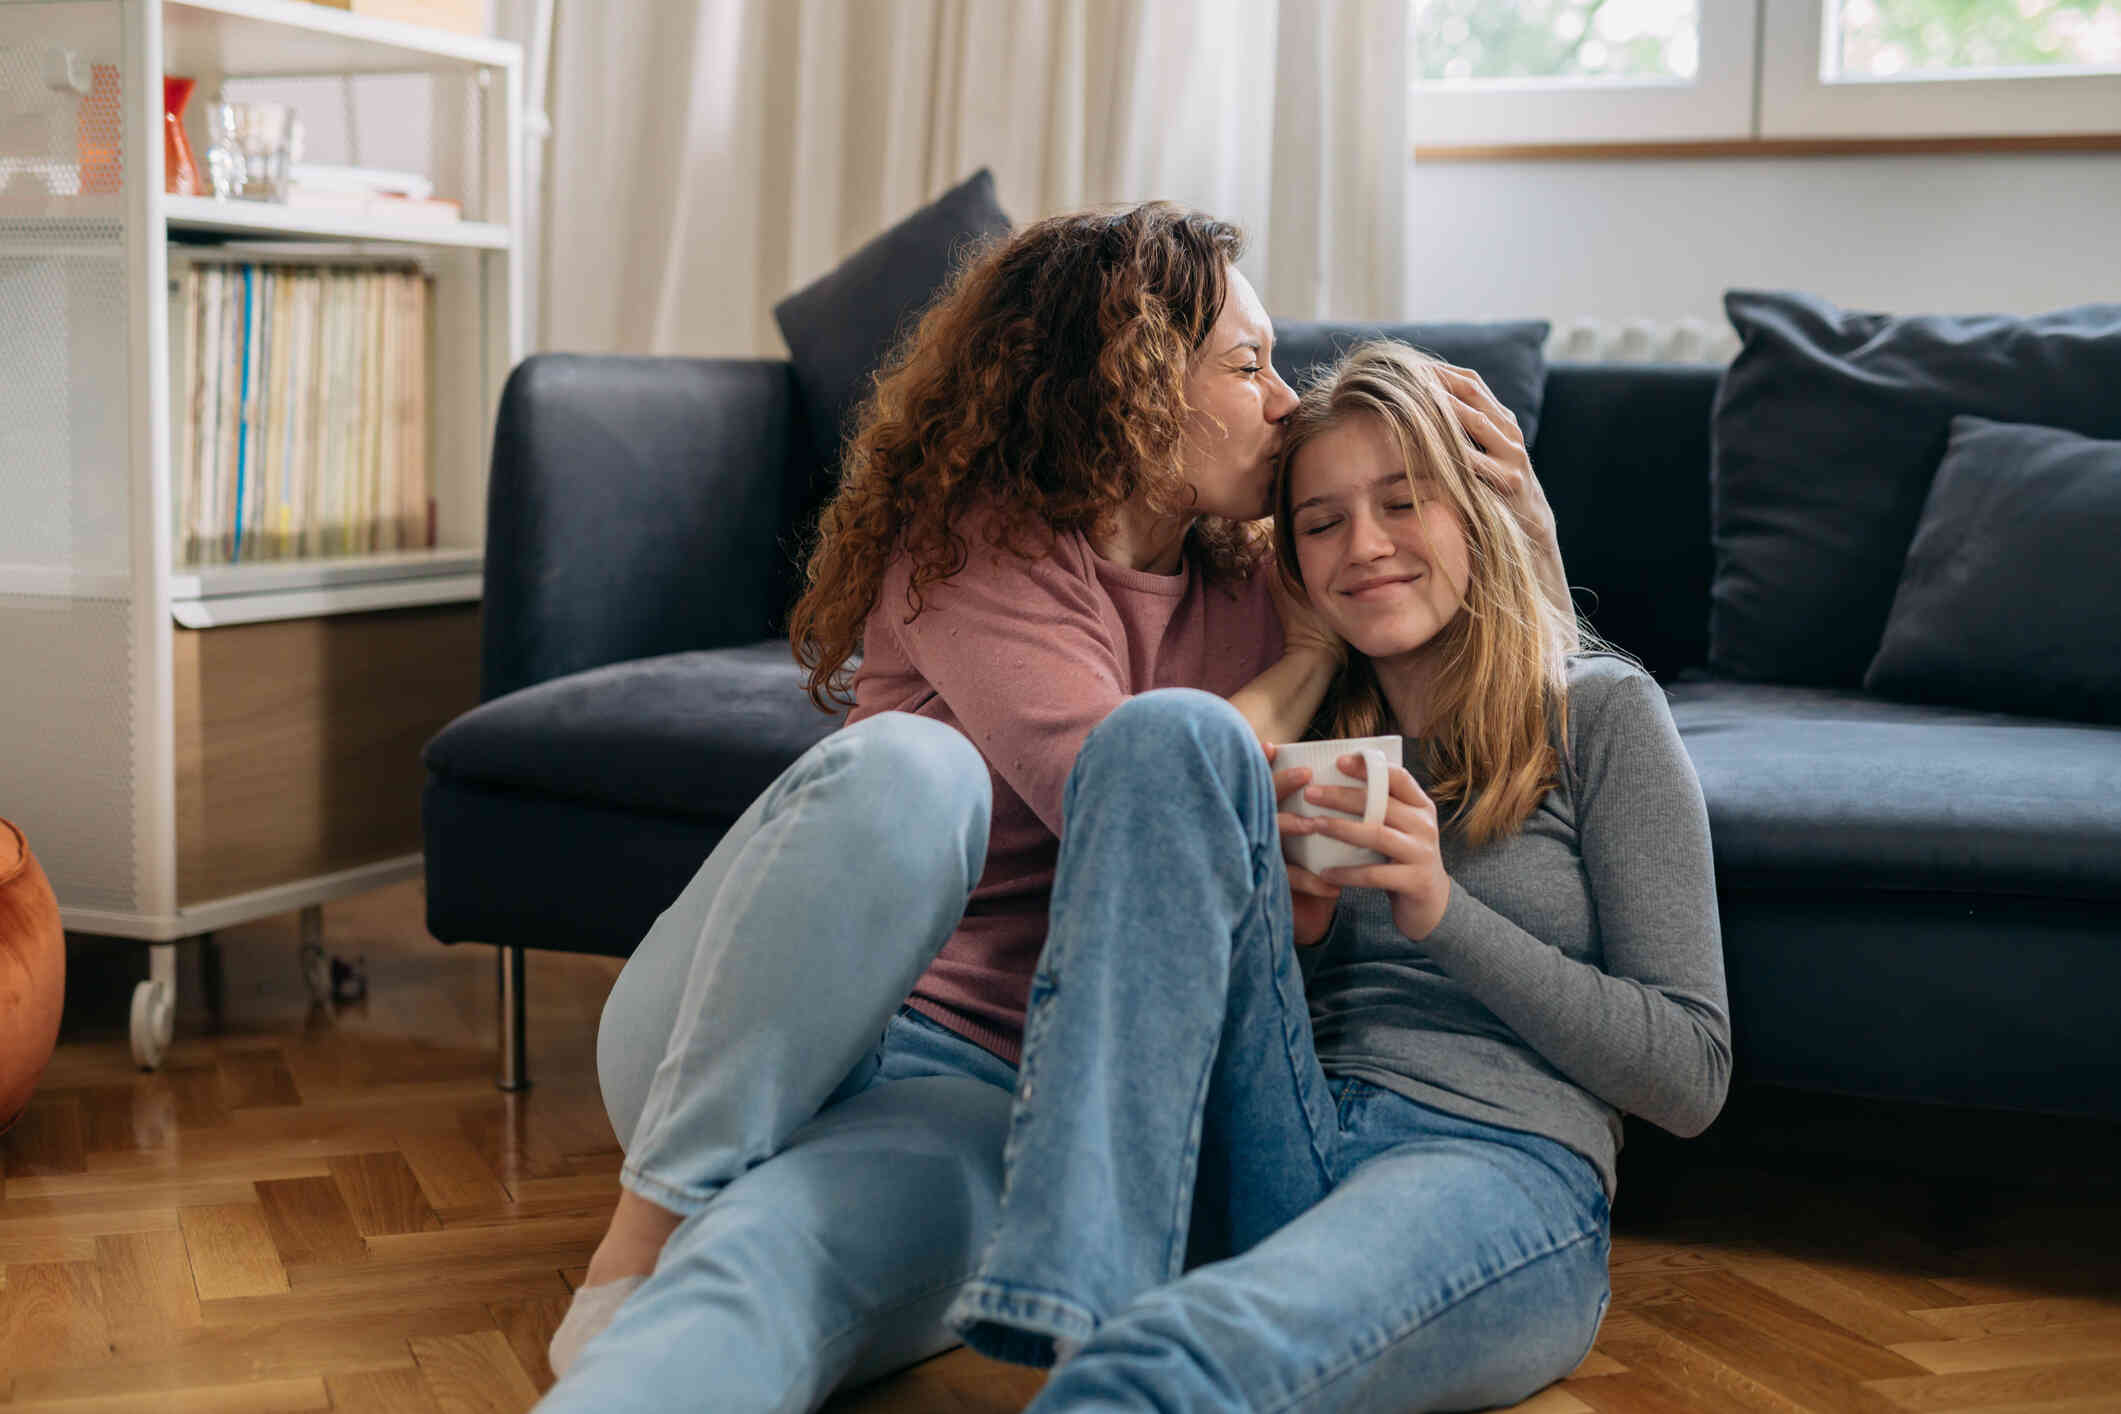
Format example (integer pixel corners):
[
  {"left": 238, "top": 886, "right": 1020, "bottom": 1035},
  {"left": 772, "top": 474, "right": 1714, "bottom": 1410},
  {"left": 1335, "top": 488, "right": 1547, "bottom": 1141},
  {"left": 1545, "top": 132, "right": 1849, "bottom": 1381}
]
[
  {"left": 330, "top": 955, "right": 368, "bottom": 1005},
  {"left": 130, "top": 977, "right": 174, "bottom": 1070}
]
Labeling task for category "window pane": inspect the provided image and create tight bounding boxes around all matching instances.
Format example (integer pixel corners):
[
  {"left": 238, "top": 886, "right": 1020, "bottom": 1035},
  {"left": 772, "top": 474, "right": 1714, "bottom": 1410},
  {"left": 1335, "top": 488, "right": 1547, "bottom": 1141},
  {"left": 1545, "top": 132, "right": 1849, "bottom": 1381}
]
[
  {"left": 1411, "top": 0, "right": 1700, "bottom": 85},
  {"left": 1831, "top": 0, "right": 2121, "bottom": 78}
]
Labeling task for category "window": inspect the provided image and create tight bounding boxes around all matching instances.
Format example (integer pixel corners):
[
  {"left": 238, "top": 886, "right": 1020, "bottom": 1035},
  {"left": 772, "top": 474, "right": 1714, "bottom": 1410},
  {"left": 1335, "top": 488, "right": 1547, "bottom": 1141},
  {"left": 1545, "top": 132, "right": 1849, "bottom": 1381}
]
[
  {"left": 1410, "top": 0, "right": 2121, "bottom": 149},
  {"left": 1412, "top": 0, "right": 1702, "bottom": 83},
  {"left": 1408, "top": 0, "right": 1757, "bottom": 145},
  {"left": 1830, "top": 0, "right": 2121, "bottom": 79},
  {"left": 1760, "top": 0, "right": 2121, "bottom": 138}
]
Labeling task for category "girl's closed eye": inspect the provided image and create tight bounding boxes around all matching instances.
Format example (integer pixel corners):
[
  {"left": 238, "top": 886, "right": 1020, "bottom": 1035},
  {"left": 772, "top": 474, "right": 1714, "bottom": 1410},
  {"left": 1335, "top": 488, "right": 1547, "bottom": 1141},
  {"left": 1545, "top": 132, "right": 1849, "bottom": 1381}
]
[{"left": 1299, "top": 503, "right": 1408, "bottom": 537}]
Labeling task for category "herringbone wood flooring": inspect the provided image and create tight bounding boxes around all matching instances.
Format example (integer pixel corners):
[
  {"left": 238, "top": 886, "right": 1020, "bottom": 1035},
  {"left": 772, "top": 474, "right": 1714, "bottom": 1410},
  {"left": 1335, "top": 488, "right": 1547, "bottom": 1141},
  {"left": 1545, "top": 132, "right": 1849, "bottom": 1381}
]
[{"left": 4, "top": 881, "right": 2117, "bottom": 1412}]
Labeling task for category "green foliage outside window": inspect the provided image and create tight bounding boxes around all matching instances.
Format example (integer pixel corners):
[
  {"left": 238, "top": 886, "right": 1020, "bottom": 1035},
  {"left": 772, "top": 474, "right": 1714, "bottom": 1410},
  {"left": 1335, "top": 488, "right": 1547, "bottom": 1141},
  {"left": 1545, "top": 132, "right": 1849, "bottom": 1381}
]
[
  {"left": 1411, "top": 0, "right": 2120, "bottom": 84},
  {"left": 1412, "top": 0, "right": 1695, "bottom": 83},
  {"left": 1838, "top": 0, "right": 2119, "bottom": 75}
]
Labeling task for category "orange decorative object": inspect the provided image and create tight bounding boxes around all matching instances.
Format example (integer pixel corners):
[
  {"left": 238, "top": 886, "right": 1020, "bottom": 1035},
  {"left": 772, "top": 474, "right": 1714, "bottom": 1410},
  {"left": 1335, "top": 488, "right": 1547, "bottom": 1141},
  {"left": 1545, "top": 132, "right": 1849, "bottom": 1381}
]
[
  {"left": 164, "top": 76, "right": 202, "bottom": 197},
  {"left": 0, "top": 818, "right": 66, "bottom": 1136},
  {"left": 76, "top": 62, "right": 122, "bottom": 196}
]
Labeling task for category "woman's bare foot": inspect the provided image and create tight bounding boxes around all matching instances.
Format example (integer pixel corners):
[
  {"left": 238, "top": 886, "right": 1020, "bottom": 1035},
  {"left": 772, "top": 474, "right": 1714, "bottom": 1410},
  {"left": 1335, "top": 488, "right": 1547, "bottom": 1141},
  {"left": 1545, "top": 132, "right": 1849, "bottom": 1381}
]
[
  {"left": 584, "top": 1188, "right": 684, "bottom": 1286},
  {"left": 550, "top": 1190, "right": 686, "bottom": 1379}
]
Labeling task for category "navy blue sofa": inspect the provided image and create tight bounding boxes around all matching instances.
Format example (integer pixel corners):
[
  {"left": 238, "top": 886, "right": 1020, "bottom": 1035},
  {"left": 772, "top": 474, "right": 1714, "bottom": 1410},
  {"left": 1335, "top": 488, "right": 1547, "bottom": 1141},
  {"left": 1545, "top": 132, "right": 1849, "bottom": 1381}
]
[{"left": 422, "top": 347, "right": 2121, "bottom": 1119}]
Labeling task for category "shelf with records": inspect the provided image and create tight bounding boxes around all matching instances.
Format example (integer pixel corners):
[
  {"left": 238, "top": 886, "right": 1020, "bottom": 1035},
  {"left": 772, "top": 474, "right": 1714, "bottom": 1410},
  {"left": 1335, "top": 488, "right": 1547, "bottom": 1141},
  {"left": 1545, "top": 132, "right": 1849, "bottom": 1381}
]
[
  {"left": 169, "top": 253, "right": 443, "bottom": 577},
  {"left": 0, "top": 0, "right": 520, "bottom": 956}
]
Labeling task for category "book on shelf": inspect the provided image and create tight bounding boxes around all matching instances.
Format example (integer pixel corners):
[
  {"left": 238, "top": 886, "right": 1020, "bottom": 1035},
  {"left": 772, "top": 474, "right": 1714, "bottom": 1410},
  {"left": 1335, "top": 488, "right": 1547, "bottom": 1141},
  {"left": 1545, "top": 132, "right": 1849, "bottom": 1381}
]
[
  {"left": 282, "top": 188, "right": 464, "bottom": 224},
  {"left": 288, "top": 163, "right": 435, "bottom": 200},
  {"left": 297, "top": 0, "right": 487, "bottom": 38},
  {"left": 283, "top": 161, "right": 460, "bottom": 224},
  {"left": 171, "top": 259, "right": 434, "bottom": 567}
]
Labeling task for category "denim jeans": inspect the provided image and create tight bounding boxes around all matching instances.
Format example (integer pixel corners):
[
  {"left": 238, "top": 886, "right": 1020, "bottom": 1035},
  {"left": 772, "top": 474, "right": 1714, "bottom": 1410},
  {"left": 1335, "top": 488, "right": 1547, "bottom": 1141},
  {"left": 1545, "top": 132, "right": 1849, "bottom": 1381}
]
[
  {"left": 944, "top": 689, "right": 1613, "bottom": 1413},
  {"left": 537, "top": 712, "right": 1017, "bottom": 1414}
]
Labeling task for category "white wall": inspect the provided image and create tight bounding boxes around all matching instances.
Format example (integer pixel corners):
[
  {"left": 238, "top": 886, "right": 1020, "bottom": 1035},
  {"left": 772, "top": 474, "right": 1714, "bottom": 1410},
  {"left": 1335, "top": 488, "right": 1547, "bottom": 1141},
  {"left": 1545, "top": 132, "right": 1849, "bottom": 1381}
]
[
  {"left": 212, "top": 73, "right": 2118, "bottom": 348},
  {"left": 216, "top": 75, "right": 435, "bottom": 176},
  {"left": 1403, "top": 153, "right": 2121, "bottom": 332}
]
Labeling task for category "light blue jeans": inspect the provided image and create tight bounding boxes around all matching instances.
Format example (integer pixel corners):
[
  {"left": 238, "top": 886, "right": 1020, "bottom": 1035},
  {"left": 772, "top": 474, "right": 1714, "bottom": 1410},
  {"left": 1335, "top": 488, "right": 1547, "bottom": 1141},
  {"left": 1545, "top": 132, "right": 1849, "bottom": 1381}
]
[
  {"left": 537, "top": 711, "right": 1017, "bottom": 1414},
  {"left": 945, "top": 689, "right": 1613, "bottom": 1413}
]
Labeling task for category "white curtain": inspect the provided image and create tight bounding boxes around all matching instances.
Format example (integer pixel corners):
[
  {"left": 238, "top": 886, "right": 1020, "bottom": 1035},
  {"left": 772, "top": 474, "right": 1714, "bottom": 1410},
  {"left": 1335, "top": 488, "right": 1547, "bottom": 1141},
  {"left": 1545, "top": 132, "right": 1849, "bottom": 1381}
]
[{"left": 516, "top": 0, "right": 1408, "bottom": 358}]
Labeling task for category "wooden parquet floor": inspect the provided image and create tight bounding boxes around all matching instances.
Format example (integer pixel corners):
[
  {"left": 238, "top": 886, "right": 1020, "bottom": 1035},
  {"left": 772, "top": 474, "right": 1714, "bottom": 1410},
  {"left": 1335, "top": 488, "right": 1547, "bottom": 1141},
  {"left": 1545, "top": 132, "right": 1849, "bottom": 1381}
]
[{"left": 4, "top": 881, "right": 2118, "bottom": 1413}]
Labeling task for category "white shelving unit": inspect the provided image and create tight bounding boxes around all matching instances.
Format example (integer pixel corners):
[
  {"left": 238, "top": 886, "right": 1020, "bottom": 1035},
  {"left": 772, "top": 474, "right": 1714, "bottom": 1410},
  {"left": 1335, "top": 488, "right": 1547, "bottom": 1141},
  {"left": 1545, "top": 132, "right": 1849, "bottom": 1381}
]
[
  {"left": 165, "top": 190, "right": 511, "bottom": 247},
  {"left": 0, "top": 0, "right": 523, "bottom": 1065}
]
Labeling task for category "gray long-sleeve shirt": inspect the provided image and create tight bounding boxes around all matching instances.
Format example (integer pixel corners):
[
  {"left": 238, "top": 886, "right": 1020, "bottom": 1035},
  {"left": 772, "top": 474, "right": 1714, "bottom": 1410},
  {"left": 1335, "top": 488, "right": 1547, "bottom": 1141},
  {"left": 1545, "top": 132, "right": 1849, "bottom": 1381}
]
[{"left": 1299, "top": 653, "right": 1731, "bottom": 1201}]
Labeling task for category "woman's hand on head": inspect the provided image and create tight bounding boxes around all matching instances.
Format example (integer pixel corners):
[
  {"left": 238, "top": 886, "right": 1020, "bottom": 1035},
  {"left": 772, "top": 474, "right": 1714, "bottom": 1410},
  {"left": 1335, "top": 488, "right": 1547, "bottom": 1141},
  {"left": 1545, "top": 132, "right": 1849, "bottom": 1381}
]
[
  {"left": 1437, "top": 364, "right": 1555, "bottom": 547},
  {"left": 1288, "top": 753, "right": 1451, "bottom": 942},
  {"left": 1266, "top": 743, "right": 1342, "bottom": 947},
  {"left": 1439, "top": 364, "right": 1580, "bottom": 648}
]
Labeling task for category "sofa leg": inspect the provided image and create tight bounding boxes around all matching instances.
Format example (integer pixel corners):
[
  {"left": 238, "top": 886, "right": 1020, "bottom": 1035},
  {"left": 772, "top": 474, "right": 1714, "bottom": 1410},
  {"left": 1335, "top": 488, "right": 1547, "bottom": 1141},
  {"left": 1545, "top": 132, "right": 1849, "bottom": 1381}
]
[{"left": 497, "top": 945, "right": 529, "bottom": 1092}]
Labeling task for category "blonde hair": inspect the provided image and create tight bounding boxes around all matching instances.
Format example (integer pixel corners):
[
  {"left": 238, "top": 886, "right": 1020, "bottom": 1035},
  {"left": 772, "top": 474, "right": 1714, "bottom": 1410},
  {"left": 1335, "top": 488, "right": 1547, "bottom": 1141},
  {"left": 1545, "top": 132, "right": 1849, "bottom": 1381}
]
[{"left": 1271, "top": 341, "right": 1578, "bottom": 847}]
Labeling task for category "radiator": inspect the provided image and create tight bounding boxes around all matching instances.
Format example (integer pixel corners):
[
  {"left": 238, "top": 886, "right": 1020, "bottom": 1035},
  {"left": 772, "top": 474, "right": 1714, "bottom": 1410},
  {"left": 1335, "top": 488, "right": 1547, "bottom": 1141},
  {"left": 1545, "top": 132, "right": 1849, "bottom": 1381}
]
[{"left": 1547, "top": 316, "right": 1739, "bottom": 365}]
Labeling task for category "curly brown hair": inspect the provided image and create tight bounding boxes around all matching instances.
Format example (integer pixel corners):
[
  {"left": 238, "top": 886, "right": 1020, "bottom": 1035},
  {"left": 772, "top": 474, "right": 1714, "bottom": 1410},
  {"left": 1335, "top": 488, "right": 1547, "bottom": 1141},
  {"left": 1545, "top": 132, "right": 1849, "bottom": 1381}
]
[{"left": 788, "top": 202, "right": 1269, "bottom": 711}]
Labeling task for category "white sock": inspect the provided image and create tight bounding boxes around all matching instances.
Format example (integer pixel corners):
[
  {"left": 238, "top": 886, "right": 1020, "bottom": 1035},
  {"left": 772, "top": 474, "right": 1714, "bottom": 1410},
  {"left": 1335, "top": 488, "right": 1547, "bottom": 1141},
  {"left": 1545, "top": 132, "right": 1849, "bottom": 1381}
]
[{"left": 548, "top": 1274, "right": 647, "bottom": 1380}]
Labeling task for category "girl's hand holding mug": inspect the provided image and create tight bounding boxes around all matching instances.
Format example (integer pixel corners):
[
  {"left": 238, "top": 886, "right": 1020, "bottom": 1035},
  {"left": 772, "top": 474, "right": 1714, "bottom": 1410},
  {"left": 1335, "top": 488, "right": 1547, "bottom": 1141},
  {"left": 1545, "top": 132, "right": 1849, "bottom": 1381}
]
[
  {"left": 1264, "top": 742, "right": 1343, "bottom": 948},
  {"left": 1289, "top": 753, "right": 1452, "bottom": 942}
]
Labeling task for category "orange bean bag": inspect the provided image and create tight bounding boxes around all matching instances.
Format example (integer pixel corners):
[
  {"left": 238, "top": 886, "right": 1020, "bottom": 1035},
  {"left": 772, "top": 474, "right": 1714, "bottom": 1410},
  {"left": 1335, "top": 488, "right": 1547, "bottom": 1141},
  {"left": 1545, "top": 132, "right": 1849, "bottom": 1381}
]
[{"left": 0, "top": 818, "right": 65, "bottom": 1134}]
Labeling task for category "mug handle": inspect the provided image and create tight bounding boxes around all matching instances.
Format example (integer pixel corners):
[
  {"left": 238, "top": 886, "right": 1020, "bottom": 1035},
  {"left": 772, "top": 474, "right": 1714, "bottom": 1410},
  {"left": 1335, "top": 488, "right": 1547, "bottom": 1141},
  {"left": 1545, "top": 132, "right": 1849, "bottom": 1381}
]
[{"left": 1358, "top": 748, "right": 1391, "bottom": 830}]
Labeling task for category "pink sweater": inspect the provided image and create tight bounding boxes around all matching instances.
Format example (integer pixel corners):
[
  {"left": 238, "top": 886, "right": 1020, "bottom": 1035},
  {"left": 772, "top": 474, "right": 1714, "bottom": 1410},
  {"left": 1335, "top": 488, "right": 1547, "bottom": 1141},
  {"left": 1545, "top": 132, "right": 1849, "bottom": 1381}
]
[{"left": 846, "top": 515, "right": 1282, "bottom": 1064}]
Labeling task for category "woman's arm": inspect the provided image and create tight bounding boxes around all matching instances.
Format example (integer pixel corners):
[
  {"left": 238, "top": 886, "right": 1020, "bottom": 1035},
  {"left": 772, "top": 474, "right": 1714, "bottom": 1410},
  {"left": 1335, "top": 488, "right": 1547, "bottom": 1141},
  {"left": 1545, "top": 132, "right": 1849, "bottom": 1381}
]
[
  {"left": 1227, "top": 555, "right": 1344, "bottom": 746},
  {"left": 1228, "top": 647, "right": 1340, "bottom": 747}
]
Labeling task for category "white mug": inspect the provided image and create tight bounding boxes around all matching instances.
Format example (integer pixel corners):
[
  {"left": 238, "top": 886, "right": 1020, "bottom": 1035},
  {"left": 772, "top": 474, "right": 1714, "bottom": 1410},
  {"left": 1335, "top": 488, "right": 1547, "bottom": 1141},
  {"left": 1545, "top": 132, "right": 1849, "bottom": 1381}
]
[{"left": 1273, "top": 735, "right": 1403, "bottom": 876}]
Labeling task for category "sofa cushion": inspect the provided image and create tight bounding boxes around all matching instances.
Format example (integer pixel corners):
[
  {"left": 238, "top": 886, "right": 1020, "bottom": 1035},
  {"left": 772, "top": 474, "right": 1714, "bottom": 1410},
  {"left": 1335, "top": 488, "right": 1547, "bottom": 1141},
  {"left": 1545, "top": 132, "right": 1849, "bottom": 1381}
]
[
  {"left": 1272, "top": 320, "right": 1552, "bottom": 447},
  {"left": 1664, "top": 677, "right": 2121, "bottom": 901},
  {"left": 423, "top": 641, "right": 850, "bottom": 822},
  {"left": 774, "top": 168, "right": 1013, "bottom": 472},
  {"left": 1865, "top": 416, "right": 2121, "bottom": 725},
  {"left": 1708, "top": 290, "right": 2121, "bottom": 688},
  {"left": 424, "top": 777, "right": 738, "bottom": 959},
  {"left": 1532, "top": 363, "right": 1719, "bottom": 681}
]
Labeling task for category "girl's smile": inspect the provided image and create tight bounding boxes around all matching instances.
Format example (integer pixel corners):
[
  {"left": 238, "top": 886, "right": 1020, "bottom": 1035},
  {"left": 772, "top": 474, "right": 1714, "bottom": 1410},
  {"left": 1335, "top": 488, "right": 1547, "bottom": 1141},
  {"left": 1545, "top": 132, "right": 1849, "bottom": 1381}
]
[
  {"left": 1342, "top": 571, "right": 1423, "bottom": 601},
  {"left": 1290, "top": 414, "right": 1471, "bottom": 666}
]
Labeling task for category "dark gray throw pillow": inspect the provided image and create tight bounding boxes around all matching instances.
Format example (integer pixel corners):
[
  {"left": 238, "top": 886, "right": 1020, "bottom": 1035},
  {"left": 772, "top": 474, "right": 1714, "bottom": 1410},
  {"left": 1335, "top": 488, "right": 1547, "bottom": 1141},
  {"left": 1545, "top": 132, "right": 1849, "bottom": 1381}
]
[
  {"left": 773, "top": 168, "right": 1013, "bottom": 471},
  {"left": 1864, "top": 416, "right": 2121, "bottom": 724},
  {"left": 1709, "top": 290, "right": 2121, "bottom": 688},
  {"left": 1272, "top": 320, "right": 1552, "bottom": 448}
]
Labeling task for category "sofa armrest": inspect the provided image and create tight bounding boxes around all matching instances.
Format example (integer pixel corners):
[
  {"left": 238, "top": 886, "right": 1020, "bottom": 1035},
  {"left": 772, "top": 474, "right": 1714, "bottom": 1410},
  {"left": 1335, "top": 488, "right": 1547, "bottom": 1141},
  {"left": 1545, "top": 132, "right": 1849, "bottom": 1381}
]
[{"left": 481, "top": 353, "right": 816, "bottom": 702}]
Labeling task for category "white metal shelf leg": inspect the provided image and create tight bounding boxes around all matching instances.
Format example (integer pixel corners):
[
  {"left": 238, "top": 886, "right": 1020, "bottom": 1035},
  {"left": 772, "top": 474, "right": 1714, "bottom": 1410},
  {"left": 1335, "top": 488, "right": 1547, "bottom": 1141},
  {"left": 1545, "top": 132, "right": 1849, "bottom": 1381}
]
[
  {"left": 131, "top": 940, "right": 179, "bottom": 1070},
  {"left": 298, "top": 904, "right": 331, "bottom": 1006}
]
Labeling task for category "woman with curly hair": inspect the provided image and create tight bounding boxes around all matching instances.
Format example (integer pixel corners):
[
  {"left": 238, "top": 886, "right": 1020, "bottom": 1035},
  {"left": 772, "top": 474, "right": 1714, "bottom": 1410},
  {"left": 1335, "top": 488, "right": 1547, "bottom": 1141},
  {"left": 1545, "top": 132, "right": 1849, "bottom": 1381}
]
[
  {"left": 538, "top": 206, "right": 1571, "bottom": 1412},
  {"left": 942, "top": 341, "right": 1730, "bottom": 1410}
]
